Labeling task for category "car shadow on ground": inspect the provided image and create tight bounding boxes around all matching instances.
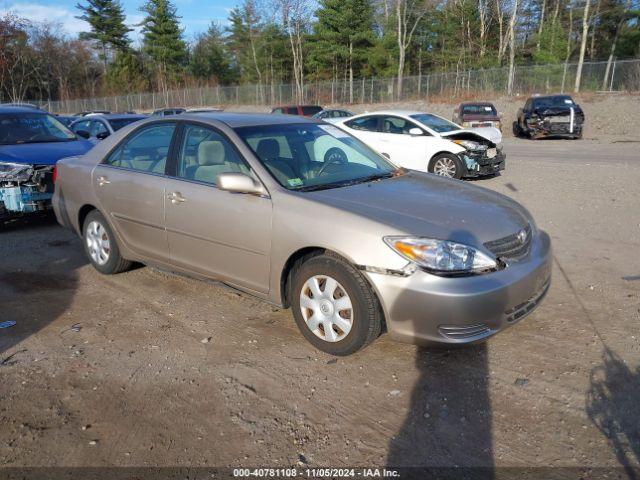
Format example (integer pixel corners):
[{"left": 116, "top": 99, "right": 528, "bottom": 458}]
[
  {"left": 587, "top": 348, "right": 640, "bottom": 479},
  {"left": 0, "top": 214, "right": 86, "bottom": 358},
  {"left": 386, "top": 345, "right": 493, "bottom": 478},
  {"left": 385, "top": 229, "right": 503, "bottom": 478}
]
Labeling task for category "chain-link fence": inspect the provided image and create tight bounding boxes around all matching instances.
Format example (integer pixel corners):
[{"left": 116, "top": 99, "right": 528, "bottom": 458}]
[{"left": 36, "top": 59, "right": 640, "bottom": 113}]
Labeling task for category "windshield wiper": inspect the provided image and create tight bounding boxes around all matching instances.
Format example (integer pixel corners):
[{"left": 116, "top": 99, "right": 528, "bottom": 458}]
[{"left": 296, "top": 172, "right": 396, "bottom": 192}]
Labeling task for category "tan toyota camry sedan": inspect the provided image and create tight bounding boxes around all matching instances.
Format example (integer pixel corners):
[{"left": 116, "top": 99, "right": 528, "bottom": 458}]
[{"left": 53, "top": 113, "right": 551, "bottom": 356}]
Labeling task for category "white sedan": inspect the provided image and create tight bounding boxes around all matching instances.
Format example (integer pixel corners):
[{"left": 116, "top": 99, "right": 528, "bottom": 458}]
[{"left": 332, "top": 110, "right": 505, "bottom": 179}]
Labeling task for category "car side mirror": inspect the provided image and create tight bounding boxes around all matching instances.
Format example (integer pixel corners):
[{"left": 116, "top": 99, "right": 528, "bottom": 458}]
[
  {"left": 76, "top": 129, "right": 90, "bottom": 139},
  {"left": 216, "top": 173, "right": 265, "bottom": 195},
  {"left": 96, "top": 131, "right": 110, "bottom": 140},
  {"left": 409, "top": 127, "right": 423, "bottom": 136}
]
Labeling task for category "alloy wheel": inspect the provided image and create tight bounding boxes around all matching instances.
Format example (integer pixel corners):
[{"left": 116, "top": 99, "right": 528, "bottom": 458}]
[{"left": 433, "top": 157, "right": 458, "bottom": 177}]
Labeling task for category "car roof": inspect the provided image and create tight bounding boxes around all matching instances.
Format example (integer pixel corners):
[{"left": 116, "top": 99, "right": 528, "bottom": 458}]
[
  {"left": 0, "top": 106, "right": 48, "bottom": 114},
  {"left": 530, "top": 94, "right": 572, "bottom": 100},
  {"left": 102, "top": 114, "right": 147, "bottom": 120},
  {"left": 179, "top": 112, "right": 319, "bottom": 127},
  {"left": 459, "top": 101, "right": 496, "bottom": 106},
  {"left": 73, "top": 114, "right": 146, "bottom": 121},
  {"left": 272, "top": 105, "right": 321, "bottom": 108},
  {"left": 351, "top": 110, "right": 427, "bottom": 117}
]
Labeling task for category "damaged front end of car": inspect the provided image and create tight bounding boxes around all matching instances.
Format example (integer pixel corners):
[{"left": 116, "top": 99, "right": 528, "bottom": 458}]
[
  {"left": 447, "top": 132, "right": 506, "bottom": 178},
  {"left": 527, "top": 106, "right": 584, "bottom": 138},
  {"left": 0, "top": 162, "right": 55, "bottom": 220}
]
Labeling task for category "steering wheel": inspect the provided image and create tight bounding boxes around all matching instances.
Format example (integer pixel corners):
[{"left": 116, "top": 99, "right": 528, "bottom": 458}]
[{"left": 317, "top": 147, "right": 348, "bottom": 176}]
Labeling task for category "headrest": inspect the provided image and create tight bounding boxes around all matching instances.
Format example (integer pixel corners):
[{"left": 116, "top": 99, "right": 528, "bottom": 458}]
[
  {"left": 256, "top": 138, "right": 280, "bottom": 161},
  {"left": 198, "top": 141, "right": 225, "bottom": 166}
]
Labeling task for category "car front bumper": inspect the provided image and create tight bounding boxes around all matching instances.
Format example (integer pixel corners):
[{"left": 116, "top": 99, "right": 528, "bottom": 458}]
[
  {"left": 364, "top": 229, "right": 552, "bottom": 346},
  {"left": 459, "top": 151, "right": 506, "bottom": 178}
]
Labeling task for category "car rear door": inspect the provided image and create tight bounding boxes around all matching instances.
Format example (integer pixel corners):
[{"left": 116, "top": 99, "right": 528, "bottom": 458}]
[
  {"left": 163, "top": 122, "right": 273, "bottom": 293},
  {"left": 341, "top": 116, "right": 384, "bottom": 152},
  {"left": 92, "top": 121, "right": 177, "bottom": 261}
]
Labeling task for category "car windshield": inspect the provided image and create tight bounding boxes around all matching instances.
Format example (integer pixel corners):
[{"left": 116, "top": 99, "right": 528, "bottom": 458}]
[
  {"left": 533, "top": 96, "right": 574, "bottom": 108},
  {"left": 0, "top": 113, "right": 76, "bottom": 145},
  {"left": 236, "top": 123, "right": 401, "bottom": 191},
  {"left": 461, "top": 105, "right": 497, "bottom": 115},
  {"left": 410, "top": 113, "right": 461, "bottom": 133},
  {"left": 109, "top": 117, "right": 144, "bottom": 131}
]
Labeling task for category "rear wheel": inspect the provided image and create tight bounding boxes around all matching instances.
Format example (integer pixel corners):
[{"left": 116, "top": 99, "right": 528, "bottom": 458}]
[
  {"left": 83, "top": 210, "right": 132, "bottom": 275},
  {"left": 429, "top": 153, "right": 463, "bottom": 179},
  {"left": 291, "top": 254, "right": 382, "bottom": 356}
]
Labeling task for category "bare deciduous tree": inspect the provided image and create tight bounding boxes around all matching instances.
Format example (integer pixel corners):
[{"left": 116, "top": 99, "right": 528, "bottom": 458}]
[
  {"left": 395, "top": 0, "right": 429, "bottom": 99},
  {"left": 574, "top": 0, "right": 591, "bottom": 92}
]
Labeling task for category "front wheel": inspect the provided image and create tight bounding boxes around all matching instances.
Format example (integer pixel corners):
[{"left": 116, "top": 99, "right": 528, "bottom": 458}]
[
  {"left": 429, "top": 153, "right": 463, "bottom": 179},
  {"left": 291, "top": 254, "right": 383, "bottom": 356},
  {"left": 512, "top": 120, "right": 522, "bottom": 137},
  {"left": 83, "top": 210, "right": 132, "bottom": 275}
]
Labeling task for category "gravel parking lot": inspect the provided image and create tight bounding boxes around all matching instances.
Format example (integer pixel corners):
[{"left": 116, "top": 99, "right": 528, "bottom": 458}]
[{"left": 0, "top": 136, "right": 639, "bottom": 473}]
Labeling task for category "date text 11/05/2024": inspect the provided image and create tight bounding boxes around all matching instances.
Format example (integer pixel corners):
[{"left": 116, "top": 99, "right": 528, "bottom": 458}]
[{"left": 233, "top": 468, "right": 400, "bottom": 478}]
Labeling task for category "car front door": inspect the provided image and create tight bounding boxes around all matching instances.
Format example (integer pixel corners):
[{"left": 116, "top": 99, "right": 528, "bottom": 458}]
[
  {"left": 163, "top": 122, "right": 273, "bottom": 293},
  {"left": 375, "top": 115, "right": 435, "bottom": 170},
  {"left": 92, "top": 122, "right": 177, "bottom": 261}
]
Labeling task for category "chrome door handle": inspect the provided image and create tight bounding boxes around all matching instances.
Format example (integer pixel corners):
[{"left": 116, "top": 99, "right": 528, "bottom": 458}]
[
  {"left": 97, "top": 176, "right": 110, "bottom": 186},
  {"left": 167, "top": 192, "right": 186, "bottom": 204}
]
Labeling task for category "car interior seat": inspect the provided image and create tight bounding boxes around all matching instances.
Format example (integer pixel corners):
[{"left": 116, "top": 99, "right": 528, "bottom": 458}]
[{"left": 256, "top": 138, "right": 296, "bottom": 182}]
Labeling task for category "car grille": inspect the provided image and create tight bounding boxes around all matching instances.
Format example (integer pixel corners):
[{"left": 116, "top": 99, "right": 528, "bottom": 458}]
[
  {"left": 438, "top": 323, "right": 492, "bottom": 340},
  {"left": 484, "top": 224, "right": 532, "bottom": 260},
  {"left": 504, "top": 279, "right": 550, "bottom": 323}
]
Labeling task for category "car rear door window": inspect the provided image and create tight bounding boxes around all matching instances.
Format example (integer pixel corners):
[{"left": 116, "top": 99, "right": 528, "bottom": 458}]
[
  {"left": 176, "top": 124, "right": 249, "bottom": 185},
  {"left": 286, "top": 107, "right": 298, "bottom": 115},
  {"left": 345, "top": 116, "right": 379, "bottom": 132},
  {"left": 105, "top": 123, "right": 176, "bottom": 174},
  {"left": 301, "top": 106, "right": 322, "bottom": 116},
  {"left": 72, "top": 120, "right": 91, "bottom": 134},
  {"left": 91, "top": 120, "right": 109, "bottom": 137}
]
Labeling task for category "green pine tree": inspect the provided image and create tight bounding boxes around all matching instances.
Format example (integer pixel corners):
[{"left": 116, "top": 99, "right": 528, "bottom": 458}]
[
  {"left": 139, "top": 0, "right": 188, "bottom": 80},
  {"left": 313, "top": 0, "right": 374, "bottom": 101},
  {"left": 76, "top": 0, "right": 131, "bottom": 69},
  {"left": 189, "top": 22, "right": 237, "bottom": 84}
]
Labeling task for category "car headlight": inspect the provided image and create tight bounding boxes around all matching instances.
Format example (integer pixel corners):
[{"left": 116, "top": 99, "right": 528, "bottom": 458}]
[
  {"left": 452, "top": 139, "right": 487, "bottom": 151},
  {"left": 384, "top": 236, "right": 497, "bottom": 273}
]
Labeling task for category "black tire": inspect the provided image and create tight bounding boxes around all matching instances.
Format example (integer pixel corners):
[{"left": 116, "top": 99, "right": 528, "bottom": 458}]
[
  {"left": 512, "top": 120, "right": 521, "bottom": 138},
  {"left": 290, "top": 253, "right": 383, "bottom": 356},
  {"left": 428, "top": 153, "right": 464, "bottom": 180},
  {"left": 82, "top": 210, "right": 132, "bottom": 275}
]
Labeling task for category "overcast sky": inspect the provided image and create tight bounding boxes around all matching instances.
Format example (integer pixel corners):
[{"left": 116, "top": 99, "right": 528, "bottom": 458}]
[{"left": 0, "top": 0, "right": 235, "bottom": 42}]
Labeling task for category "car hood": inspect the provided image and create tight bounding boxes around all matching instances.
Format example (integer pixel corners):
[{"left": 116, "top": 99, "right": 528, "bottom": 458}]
[
  {"left": 306, "top": 172, "right": 532, "bottom": 246},
  {"left": 0, "top": 139, "right": 93, "bottom": 166},
  {"left": 440, "top": 127, "right": 502, "bottom": 145}
]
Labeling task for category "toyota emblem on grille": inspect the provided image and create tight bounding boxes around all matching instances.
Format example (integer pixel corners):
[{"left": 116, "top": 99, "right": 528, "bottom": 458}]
[{"left": 517, "top": 229, "right": 528, "bottom": 244}]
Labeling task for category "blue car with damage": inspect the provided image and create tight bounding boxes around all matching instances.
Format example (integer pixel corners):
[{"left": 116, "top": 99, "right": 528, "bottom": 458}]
[{"left": 0, "top": 106, "right": 93, "bottom": 221}]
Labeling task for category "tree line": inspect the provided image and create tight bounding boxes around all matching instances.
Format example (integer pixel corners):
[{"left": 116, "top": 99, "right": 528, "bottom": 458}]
[{"left": 1, "top": 0, "right": 638, "bottom": 103}]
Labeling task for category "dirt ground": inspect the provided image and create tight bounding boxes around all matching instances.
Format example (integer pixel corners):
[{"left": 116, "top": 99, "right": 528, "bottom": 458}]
[
  {"left": 228, "top": 92, "right": 640, "bottom": 142},
  {"left": 1, "top": 136, "right": 639, "bottom": 476}
]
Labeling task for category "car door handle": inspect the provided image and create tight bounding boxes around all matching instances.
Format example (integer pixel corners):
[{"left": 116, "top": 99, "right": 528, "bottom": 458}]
[
  {"left": 97, "top": 176, "right": 110, "bottom": 186},
  {"left": 167, "top": 192, "right": 186, "bottom": 204}
]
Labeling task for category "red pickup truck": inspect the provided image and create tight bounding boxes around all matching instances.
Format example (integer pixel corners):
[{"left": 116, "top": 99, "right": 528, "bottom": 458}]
[{"left": 270, "top": 105, "right": 323, "bottom": 117}]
